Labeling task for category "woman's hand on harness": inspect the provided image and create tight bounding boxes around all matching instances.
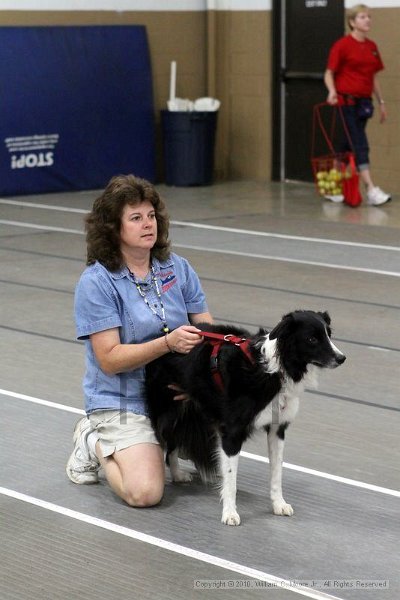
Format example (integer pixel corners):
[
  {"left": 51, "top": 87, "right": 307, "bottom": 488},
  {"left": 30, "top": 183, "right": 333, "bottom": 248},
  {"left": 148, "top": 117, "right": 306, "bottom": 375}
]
[{"left": 165, "top": 325, "right": 203, "bottom": 355}]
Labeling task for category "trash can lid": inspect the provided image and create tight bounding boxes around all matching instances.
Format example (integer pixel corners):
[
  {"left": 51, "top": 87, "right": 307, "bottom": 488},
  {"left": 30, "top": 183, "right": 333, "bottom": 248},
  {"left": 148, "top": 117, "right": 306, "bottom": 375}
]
[{"left": 193, "top": 97, "right": 220, "bottom": 111}]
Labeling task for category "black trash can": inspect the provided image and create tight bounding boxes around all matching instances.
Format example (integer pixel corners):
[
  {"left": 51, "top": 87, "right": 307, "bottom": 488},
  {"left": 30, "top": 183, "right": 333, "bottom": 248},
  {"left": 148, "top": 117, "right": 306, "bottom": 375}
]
[{"left": 161, "top": 110, "right": 218, "bottom": 186}]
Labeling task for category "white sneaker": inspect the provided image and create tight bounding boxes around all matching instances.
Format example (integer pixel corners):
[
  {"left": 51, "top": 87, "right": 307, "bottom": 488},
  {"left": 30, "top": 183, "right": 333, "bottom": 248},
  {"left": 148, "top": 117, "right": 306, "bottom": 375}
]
[
  {"left": 324, "top": 194, "right": 344, "bottom": 203},
  {"left": 366, "top": 187, "right": 391, "bottom": 206},
  {"left": 66, "top": 417, "right": 100, "bottom": 484}
]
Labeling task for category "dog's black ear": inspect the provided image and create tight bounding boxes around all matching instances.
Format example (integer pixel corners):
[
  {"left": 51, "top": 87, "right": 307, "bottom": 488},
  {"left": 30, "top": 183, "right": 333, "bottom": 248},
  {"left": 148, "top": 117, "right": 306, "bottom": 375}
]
[
  {"left": 269, "top": 313, "right": 295, "bottom": 340},
  {"left": 257, "top": 327, "right": 268, "bottom": 336},
  {"left": 318, "top": 311, "right": 331, "bottom": 326}
]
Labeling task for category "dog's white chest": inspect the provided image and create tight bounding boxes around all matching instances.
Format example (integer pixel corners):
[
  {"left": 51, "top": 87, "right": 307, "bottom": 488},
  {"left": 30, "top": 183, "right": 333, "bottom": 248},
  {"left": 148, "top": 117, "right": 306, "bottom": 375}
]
[
  {"left": 278, "top": 394, "right": 299, "bottom": 423},
  {"left": 253, "top": 392, "right": 299, "bottom": 430}
]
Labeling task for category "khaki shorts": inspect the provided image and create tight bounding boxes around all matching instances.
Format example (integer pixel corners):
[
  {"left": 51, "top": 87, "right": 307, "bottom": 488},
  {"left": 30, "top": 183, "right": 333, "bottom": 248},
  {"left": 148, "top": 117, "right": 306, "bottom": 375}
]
[{"left": 89, "top": 410, "right": 159, "bottom": 458}]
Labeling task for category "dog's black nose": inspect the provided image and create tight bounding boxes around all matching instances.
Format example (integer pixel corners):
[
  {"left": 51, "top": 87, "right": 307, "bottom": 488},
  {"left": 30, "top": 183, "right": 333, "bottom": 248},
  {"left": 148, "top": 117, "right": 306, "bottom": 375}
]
[{"left": 337, "top": 354, "right": 346, "bottom": 364}]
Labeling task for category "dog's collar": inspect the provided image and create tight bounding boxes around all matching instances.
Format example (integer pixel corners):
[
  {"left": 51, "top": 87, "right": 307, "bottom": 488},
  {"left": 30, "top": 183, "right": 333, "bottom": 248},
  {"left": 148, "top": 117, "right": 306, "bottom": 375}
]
[{"left": 199, "top": 331, "right": 254, "bottom": 394}]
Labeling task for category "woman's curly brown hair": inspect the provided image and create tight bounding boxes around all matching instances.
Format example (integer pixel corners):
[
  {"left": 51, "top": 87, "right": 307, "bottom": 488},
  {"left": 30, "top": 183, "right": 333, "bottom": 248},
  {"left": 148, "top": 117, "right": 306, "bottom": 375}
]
[{"left": 85, "top": 174, "right": 171, "bottom": 271}]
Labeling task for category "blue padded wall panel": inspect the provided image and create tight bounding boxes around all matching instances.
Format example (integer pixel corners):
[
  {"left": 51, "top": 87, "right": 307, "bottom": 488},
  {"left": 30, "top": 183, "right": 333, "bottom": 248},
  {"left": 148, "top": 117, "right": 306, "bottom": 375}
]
[{"left": 0, "top": 26, "right": 155, "bottom": 195}]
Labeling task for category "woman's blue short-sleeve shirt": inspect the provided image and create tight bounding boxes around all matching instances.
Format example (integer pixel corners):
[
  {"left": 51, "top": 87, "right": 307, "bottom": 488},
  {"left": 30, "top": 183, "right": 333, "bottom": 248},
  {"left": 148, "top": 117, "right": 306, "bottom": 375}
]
[{"left": 74, "top": 253, "right": 208, "bottom": 415}]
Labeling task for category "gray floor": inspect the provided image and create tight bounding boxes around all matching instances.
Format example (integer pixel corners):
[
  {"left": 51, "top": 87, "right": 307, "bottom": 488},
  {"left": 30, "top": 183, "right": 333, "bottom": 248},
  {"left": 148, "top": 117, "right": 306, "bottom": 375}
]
[{"left": 1, "top": 180, "right": 399, "bottom": 600}]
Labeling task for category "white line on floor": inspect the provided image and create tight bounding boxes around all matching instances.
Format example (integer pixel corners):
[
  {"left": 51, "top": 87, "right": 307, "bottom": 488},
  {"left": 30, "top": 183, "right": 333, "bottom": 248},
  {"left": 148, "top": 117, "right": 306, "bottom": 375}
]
[
  {"left": 0, "top": 220, "right": 82, "bottom": 234},
  {"left": 1, "top": 388, "right": 399, "bottom": 498},
  {"left": 240, "top": 452, "right": 400, "bottom": 497},
  {"left": 1, "top": 198, "right": 399, "bottom": 251},
  {"left": 0, "top": 198, "right": 88, "bottom": 213},
  {"left": 171, "top": 221, "right": 400, "bottom": 252},
  {"left": 0, "top": 389, "right": 84, "bottom": 415},
  {"left": 173, "top": 243, "right": 400, "bottom": 278},
  {"left": 0, "top": 485, "right": 344, "bottom": 600},
  {"left": 1, "top": 220, "right": 399, "bottom": 277}
]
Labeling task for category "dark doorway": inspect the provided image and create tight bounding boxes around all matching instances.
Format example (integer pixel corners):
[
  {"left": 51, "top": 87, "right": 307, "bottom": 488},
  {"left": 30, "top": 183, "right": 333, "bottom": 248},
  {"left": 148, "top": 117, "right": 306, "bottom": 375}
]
[{"left": 272, "top": 0, "right": 344, "bottom": 181}]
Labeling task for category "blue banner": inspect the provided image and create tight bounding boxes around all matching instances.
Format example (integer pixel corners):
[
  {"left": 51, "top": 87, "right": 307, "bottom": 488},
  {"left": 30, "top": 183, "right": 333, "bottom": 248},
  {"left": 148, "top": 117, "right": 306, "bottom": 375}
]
[{"left": 0, "top": 26, "right": 155, "bottom": 196}]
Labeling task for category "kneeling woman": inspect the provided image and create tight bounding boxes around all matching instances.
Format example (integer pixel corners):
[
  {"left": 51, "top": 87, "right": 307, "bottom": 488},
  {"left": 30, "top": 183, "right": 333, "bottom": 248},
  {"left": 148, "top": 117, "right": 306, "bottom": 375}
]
[{"left": 66, "top": 174, "right": 212, "bottom": 506}]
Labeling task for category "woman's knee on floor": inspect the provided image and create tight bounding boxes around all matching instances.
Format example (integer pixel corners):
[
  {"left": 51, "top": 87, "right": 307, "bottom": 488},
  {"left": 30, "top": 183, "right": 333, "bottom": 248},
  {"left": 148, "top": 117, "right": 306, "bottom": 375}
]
[
  {"left": 123, "top": 479, "right": 164, "bottom": 507},
  {"left": 112, "top": 442, "right": 166, "bottom": 507}
]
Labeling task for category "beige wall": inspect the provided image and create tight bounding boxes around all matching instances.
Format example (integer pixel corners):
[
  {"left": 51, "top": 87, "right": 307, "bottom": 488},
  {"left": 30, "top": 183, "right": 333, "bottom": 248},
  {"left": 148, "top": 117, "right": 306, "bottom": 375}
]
[
  {"left": 0, "top": 8, "right": 398, "bottom": 190},
  {"left": 212, "top": 11, "right": 271, "bottom": 181},
  {"left": 366, "top": 8, "right": 400, "bottom": 194}
]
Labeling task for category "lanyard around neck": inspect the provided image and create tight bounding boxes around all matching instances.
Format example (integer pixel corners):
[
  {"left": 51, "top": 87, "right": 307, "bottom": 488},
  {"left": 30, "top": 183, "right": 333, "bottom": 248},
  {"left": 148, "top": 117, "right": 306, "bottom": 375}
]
[{"left": 129, "top": 264, "right": 170, "bottom": 333}]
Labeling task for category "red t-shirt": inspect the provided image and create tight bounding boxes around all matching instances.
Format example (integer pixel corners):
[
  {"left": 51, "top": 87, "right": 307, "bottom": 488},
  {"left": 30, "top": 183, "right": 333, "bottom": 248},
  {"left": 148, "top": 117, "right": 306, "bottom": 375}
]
[{"left": 327, "top": 35, "right": 384, "bottom": 97}]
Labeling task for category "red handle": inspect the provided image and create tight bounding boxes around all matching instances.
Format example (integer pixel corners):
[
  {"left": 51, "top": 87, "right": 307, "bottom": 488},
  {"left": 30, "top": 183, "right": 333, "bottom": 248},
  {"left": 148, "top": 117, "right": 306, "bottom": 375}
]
[{"left": 311, "top": 102, "right": 355, "bottom": 159}]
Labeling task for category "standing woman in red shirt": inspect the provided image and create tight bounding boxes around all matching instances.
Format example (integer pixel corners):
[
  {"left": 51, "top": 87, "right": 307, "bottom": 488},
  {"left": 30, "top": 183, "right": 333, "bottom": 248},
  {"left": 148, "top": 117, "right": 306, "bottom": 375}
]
[{"left": 324, "top": 4, "right": 391, "bottom": 206}]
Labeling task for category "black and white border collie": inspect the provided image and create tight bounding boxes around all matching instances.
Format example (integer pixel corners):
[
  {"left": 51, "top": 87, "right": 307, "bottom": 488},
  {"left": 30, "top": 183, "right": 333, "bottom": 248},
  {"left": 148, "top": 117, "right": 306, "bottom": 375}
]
[{"left": 145, "top": 310, "right": 346, "bottom": 526}]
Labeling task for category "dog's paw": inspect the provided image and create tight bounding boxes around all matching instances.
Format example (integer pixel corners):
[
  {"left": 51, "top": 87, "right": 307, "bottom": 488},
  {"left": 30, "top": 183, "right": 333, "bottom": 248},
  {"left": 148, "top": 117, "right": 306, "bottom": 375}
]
[
  {"left": 272, "top": 500, "right": 294, "bottom": 516},
  {"left": 221, "top": 511, "right": 241, "bottom": 526},
  {"left": 172, "top": 470, "right": 193, "bottom": 483}
]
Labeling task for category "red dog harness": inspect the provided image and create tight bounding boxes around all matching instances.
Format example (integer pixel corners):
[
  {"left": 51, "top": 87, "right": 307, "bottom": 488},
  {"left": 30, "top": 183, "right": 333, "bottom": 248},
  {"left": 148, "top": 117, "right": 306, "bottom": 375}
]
[{"left": 199, "top": 331, "right": 254, "bottom": 394}]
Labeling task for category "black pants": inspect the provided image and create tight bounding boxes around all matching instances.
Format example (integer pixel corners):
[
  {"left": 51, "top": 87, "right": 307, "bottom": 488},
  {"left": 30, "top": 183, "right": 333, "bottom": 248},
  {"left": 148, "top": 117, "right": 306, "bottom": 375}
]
[{"left": 340, "top": 104, "right": 370, "bottom": 170}]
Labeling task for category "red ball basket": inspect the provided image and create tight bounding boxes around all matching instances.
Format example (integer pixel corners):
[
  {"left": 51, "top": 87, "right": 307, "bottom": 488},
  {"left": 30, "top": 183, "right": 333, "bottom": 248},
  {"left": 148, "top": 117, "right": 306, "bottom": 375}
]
[
  {"left": 311, "top": 104, "right": 362, "bottom": 207},
  {"left": 341, "top": 153, "right": 363, "bottom": 207}
]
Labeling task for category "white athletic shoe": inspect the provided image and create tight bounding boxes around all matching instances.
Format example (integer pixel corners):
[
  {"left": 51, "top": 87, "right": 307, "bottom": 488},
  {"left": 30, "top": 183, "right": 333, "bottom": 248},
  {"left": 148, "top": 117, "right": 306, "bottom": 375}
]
[
  {"left": 66, "top": 417, "right": 100, "bottom": 484},
  {"left": 366, "top": 187, "right": 391, "bottom": 206},
  {"left": 324, "top": 194, "right": 344, "bottom": 203}
]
